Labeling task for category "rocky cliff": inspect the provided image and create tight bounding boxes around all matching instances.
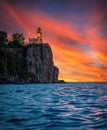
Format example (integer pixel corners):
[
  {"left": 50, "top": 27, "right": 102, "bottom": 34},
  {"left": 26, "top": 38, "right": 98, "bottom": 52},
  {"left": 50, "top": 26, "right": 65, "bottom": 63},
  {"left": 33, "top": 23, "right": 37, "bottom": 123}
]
[
  {"left": 0, "top": 43, "right": 59, "bottom": 83},
  {"left": 26, "top": 43, "right": 59, "bottom": 83}
]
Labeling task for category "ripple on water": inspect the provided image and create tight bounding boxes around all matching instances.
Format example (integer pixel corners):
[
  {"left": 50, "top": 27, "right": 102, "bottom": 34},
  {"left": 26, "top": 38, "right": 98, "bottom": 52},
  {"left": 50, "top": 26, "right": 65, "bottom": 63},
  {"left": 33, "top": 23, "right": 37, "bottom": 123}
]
[
  {"left": 15, "top": 90, "right": 24, "bottom": 93},
  {"left": 7, "top": 118, "right": 29, "bottom": 123},
  {"left": 0, "top": 82, "right": 107, "bottom": 130}
]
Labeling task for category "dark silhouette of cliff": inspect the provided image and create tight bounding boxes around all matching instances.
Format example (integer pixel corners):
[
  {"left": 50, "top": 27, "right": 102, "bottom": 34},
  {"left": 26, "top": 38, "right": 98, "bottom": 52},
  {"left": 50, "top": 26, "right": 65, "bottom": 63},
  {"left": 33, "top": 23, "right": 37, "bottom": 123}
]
[
  {"left": 26, "top": 43, "right": 59, "bottom": 83},
  {"left": 0, "top": 44, "right": 59, "bottom": 83},
  {"left": 0, "top": 30, "right": 59, "bottom": 83}
]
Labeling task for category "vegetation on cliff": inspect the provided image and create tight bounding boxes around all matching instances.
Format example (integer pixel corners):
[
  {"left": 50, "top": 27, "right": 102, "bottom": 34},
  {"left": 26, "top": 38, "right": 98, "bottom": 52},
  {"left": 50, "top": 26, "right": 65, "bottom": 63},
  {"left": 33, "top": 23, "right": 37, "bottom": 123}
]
[{"left": 0, "top": 31, "right": 28, "bottom": 82}]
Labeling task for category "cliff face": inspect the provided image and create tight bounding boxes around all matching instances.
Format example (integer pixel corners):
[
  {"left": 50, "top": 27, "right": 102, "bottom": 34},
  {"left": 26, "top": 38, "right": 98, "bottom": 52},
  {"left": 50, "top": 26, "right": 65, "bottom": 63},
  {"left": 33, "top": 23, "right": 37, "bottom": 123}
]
[
  {"left": 26, "top": 43, "right": 59, "bottom": 83},
  {"left": 0, "top": 43, "right": 59, "bottom": 83}
]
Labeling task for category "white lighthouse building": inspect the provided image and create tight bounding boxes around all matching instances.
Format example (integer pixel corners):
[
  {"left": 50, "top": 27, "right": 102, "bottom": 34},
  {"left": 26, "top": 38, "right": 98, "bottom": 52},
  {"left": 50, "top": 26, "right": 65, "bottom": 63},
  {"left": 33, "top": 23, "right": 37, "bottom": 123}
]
[{"left": 29, "top": 27, "right": 43, "bottom": 44}]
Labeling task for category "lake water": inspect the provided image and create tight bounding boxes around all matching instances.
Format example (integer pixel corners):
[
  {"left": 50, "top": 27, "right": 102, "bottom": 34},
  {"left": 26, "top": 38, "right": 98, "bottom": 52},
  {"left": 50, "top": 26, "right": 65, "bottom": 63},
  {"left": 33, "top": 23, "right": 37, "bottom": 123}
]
[{"left": 0, "top": 82, "right": 107, "bottom": 130}]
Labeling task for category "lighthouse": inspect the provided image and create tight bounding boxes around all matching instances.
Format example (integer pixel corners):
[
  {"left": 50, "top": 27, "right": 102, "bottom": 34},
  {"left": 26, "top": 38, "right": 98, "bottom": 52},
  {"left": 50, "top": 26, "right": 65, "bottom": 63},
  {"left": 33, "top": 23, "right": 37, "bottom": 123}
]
[
  {"left": 29, "top": 27, "right": 43, "bottom": 44},
  {"left": 36, "top": 27, "right": 42, "bottom": 43}
]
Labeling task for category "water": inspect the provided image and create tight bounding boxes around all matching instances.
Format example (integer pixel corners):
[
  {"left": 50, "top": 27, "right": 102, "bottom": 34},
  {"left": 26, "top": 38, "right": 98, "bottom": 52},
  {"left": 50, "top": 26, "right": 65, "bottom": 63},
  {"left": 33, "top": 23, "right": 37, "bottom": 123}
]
[{"left": 0, "top": 82, "right": 107, "bottom": 130}]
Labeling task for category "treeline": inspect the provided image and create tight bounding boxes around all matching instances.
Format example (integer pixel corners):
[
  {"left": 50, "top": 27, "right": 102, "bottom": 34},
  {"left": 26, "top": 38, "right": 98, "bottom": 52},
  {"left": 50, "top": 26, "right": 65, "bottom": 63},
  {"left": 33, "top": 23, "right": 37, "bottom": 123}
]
[
  {"left": 0, "top": 31, "right": 25, "bottom": 48},
  {"left": 0, "top": 31, "right": 29, "bottom": 83}
]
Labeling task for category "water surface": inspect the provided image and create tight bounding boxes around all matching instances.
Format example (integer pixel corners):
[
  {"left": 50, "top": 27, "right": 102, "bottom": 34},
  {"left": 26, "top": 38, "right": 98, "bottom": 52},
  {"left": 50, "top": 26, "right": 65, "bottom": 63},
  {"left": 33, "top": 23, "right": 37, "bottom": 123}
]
[{"left": 0, "top": 82, "right": 107, "bottom": 130}]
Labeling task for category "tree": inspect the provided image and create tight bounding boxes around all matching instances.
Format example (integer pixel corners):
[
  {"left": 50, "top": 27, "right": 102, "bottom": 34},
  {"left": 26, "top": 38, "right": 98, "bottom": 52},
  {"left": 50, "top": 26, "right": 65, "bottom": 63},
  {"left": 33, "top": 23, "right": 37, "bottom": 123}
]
[
  {"left": 7, "top": 52, "right": 16, "bottom": 76},
  {"left": 0, "top": 31, "right": 8, "bottom": 47},
  {"left": 0, "top": 51, "right": 7, "bottom": 76},
  {"left": 12, "top": 33, "right": 25, "bottom": 45},
  {"left": 8, "top": 33, "right": 25, "bottom": 48}
]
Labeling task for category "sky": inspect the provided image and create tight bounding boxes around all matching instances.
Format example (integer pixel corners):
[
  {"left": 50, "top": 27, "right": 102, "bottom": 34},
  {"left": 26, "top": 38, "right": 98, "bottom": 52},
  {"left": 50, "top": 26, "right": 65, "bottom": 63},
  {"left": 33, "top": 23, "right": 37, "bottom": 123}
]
[{"left": 0, "top": 0, "right": 107, "bottom": 82}]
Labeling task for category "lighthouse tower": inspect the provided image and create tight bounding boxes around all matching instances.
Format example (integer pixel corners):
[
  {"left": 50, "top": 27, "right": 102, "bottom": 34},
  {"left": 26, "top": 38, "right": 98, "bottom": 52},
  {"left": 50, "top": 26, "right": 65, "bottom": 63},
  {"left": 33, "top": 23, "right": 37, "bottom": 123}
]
[
  {"left": 29, "top": 27, "right": 43, "bottom": 44},
  {"left": 36, "top": 27, "right": 42, "bottom": 43}
]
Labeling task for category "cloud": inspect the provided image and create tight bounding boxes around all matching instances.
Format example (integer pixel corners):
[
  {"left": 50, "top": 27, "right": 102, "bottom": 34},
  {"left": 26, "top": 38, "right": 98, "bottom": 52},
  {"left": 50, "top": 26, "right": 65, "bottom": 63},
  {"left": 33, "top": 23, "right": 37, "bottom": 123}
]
[{"left": 0, "top": 0, "right": 107, "bottom": 81}]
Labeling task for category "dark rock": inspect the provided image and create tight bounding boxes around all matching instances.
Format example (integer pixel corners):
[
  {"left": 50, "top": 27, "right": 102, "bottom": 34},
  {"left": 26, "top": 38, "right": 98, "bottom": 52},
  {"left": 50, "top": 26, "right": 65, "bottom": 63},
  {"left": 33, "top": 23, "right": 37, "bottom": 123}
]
[
  {"left": 26, "top": 43, "right": 59, "bottom": 83},
  {"left": 53, "top": 66, "right": 59, "bottom": 83},
  {"left": 58, "top": 80, "right": 65, "bottom": 83},
  {"left": 0, "top": 43, "right": 59, "bottom": 83}
]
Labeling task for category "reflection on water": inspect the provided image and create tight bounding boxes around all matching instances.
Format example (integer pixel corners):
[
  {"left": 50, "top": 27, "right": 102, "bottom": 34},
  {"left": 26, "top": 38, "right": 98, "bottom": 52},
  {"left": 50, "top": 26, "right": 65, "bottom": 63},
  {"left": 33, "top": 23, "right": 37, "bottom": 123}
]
[{"left": 0, "top": 82, "right": 107, "bottom": 130}]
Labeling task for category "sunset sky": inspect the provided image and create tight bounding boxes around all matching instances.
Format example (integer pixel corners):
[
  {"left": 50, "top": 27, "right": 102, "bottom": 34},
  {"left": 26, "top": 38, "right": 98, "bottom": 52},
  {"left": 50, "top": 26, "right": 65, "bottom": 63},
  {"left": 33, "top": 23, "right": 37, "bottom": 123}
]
[{"left": 0, "top": 0, "right": 107, "bottom": 82}]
